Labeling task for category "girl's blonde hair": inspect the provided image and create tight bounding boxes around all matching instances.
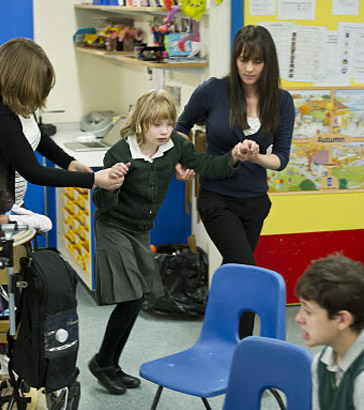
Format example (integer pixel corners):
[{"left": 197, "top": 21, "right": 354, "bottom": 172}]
[
  {"left": 0, "top": 38, "right": 55, "bottom": 117},
  {"left": 121, "top": 90, "right": 177, "bottom": 144}
]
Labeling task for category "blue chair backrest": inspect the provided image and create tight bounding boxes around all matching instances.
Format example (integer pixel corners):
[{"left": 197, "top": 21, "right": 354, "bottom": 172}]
[
  {"left": 223, "top": 336, "right": 312, "bottom": 410},
  {"left": 198, "top": 264, "right": 286, "bottom": 345}
]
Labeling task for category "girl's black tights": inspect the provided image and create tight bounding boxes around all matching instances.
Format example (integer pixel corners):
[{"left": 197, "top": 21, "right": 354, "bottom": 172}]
[{"left": 97, "top": 297, "right": 144, "bottom": 368}]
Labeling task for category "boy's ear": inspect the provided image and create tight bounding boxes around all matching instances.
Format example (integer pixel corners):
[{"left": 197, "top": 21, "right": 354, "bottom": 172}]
[{"left": 336, "top": 310, "right": 355, "bottom": 330}]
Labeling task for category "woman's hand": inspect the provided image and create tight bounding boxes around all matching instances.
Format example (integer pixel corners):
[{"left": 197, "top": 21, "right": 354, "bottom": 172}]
[
  {"left": 233, "top": 140, "right": 281, "bottom": 170},
  {"left": 94, "top": 162, "right": 131, "bottom": 191},
  {"left": 68, "top": 160, "right": 93, "bottom": 173},
  {"left": 175, "top": 163, "right": 195, "bottom": 182},
  {"left": 232, "top": 140, "right": 260, "bottom": 164}
]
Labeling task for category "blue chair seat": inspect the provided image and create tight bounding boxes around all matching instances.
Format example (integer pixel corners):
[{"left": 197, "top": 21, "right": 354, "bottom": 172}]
[{"left": 141, "top": 341, "right": 236, "bottom": 397}]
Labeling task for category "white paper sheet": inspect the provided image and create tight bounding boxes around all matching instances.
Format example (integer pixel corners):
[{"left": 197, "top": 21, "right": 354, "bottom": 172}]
[
  {"left": 332, "top": 0, "right": 359, "bottom": 15},
  {"left": 151, "top": 68, "right": 165, "bottom": 90},
  {"left": 314, "top": 31, "right": 350, "bottom": 86},
  {"left": 278, "top": 0, "right": 316, "bottom": 20},
  {"left": 351, "top": 31, "right": 364, "bottom": 81},
  {"left": 249, "top": 0, "right": 276, "bottom": 15},
  {"left": 287, "top": 26, "right": 325, "bottom": 82},
  {"left": 259, "top": 22, "right": 296, "bottom": 79},
  {"left": 338, "top": 22, "right": 364, "bottom": 82}
]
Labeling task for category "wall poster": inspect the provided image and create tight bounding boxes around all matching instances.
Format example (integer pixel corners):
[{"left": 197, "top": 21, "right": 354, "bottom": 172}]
[{"left": 268, "top": 87, "right": 364, "bottom": 193}]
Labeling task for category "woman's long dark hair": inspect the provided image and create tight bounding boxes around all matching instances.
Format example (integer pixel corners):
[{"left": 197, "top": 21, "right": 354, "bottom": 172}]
[{"left": 229, "top": 25, "right": 281, "bottom": 137}]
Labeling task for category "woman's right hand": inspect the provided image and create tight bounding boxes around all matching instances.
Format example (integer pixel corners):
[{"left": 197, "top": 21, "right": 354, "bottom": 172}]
[{"left": 94, "top": 162, "right": 130, "bottom": 191}]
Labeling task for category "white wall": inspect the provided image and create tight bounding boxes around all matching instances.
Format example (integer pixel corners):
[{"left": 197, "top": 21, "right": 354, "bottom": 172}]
[{"left": 33, "top": 0, "right": 80, "bottom": 124}]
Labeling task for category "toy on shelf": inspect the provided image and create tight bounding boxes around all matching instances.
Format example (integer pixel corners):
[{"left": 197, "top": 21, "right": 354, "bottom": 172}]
[
  {"left": 100, "top": 24, "right": 144, "bottom": 52},
  {"left": 158, "top": 0, "right": 223, "bottom": 53}
]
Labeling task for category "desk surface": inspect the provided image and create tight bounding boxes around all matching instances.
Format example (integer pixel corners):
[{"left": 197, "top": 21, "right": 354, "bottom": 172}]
[{"left": 52, "top": 123, "right": 107, "bottom": 168}]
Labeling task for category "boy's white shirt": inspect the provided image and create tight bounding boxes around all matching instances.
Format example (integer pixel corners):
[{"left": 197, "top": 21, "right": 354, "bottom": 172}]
[
  {"left": 312, "top": 329, "right": 364, "bottom": 409},
  {"left": 127, "top": 135, "right": 174, "bottom": 162},
  {"left": 8, "top": 204, "right": 52, "bottom": 232}
]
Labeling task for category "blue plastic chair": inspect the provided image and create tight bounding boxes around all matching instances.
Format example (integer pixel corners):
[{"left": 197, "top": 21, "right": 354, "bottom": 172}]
[
  {"left": 223, "top": 336, "right": 312, "bottom": 410},
  {"left": 139, "top": 263, "right": 286, "bottom": 410}
]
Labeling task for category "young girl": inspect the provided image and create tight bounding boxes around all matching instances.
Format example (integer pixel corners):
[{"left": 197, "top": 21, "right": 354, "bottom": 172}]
[{"left": 89, "top": 90, "right": 246, "bottom": 395}]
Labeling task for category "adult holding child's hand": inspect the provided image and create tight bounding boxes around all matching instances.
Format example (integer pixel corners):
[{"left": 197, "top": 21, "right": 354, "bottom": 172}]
[{"left": 0, "top": 37, "right": 125, "bottom": 203}]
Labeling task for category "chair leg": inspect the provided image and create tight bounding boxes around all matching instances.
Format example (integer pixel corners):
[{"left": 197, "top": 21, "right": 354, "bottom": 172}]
[
  {"left": 150, "top": 386, "right": 163, "bottom": 410},
  {"left": 269, "top": 388, "right": 286, "bottom": 410},
  {"left": 201, "top": 397, "right": 212, "bottom": 410}
]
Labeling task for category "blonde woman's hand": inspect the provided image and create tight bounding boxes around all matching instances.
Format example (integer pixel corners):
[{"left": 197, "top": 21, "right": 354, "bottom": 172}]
[{"left": 68, "top": 160, "right": 93, "bottom": 173}]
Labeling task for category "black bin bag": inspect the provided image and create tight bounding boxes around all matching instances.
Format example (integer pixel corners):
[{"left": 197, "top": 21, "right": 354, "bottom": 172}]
[{"left": 143, "top": 244, "right": 209, "bottom": 317}]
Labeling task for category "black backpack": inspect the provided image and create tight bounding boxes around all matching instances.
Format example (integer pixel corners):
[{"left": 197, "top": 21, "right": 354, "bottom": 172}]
[{"left": 10, "top": 248, "right": 79, "bottom": 393}]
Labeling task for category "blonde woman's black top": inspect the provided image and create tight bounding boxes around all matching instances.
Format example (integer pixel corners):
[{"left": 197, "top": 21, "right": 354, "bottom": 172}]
[{"left": 0, "top": 97, "right": 94, "bottom": 199}]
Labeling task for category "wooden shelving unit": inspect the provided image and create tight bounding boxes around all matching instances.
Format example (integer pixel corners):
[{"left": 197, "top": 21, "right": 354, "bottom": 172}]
[
  {"left": 74, "top": 4, "right": 208, "bottom": 68},
  {"left": 117, "top": 54, "right": 207, "bottom": 68},
  {"left": 74, "top": 4, "right": 168, "bottom": 13},
  {"left": 75, "top": 46, "right": 208, "bottom": 68},
  {"left": 75, "top": 46, "right": 132, "bottom": 56}
]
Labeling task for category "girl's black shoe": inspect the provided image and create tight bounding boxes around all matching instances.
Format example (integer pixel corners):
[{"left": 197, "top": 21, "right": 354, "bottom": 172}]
[
  {"left": 115, "top": 367, "right": 141, "bottom": 388},
  {"left": 88, "top": 356, "right": 127, "bottom": 395}
]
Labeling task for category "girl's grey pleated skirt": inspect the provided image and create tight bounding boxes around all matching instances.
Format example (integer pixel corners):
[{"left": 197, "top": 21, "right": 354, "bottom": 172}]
[{"left": 94, "top": 218, "right": 164, "bottom": 306}]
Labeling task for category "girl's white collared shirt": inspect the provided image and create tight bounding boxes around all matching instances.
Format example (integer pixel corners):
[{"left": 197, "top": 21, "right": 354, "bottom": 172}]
[{"left": 127, "top": 135, "right": 174, "bottom": 163}]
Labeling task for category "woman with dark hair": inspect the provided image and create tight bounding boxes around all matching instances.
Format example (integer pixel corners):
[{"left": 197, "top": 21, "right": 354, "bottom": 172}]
[
  {"left": 0, "top": 37, "right": 127, "bottom": 203},
  {"left": 175, "top": 25, "right": 295, "bottom": 338}
]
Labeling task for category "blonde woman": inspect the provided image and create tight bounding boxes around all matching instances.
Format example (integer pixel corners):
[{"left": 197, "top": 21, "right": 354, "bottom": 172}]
[{"left": 0, "top": 38, "right": 126, "bottom": 202}]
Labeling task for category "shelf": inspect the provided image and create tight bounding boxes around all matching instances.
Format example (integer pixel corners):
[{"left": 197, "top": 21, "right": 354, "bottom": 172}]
[
  {"left": 74, "top": 4, "right": 168, "bottom": 14},
  {"left": 75, "top": 45, "right": 132, "bottom": 56},
  {"left": 75, "top": 46, "right": 207, "bottom": 68},
  {"left": 117, "top": 55, "right": 207, "bottom": 68}
]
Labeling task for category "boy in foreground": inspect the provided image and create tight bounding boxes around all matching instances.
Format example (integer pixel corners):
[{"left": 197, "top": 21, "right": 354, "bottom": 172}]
[{"left": 295, "top": 254, "right": 364, "bottom": 410}]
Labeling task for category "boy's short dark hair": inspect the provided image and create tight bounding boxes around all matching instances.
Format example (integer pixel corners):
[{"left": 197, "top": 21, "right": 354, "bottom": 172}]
[{"left": 295, "top": 254, "right": 364, "bottom": 332}]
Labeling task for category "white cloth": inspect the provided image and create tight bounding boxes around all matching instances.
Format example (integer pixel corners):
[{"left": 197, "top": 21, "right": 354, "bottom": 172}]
[
  {"left": 243, "top": 117, "right": 261, "bottom": 136},
  {"left": 312, "top": 329, "right": 364, "bottom": 410},
  {"left": 0, "top": 354, "right": 9, "bottom": 375},
  {"left": 8, "top": 204, "right": 52, "bottom": 232},
  {"left": 15, "top": 115, "right": 41, "bottom": 206}
]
